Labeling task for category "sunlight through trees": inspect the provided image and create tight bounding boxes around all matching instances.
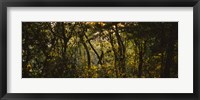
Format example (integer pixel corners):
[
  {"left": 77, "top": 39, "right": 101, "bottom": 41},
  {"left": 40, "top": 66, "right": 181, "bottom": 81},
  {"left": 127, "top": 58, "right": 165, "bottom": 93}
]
[{"left": 22, "top": 22, "right": 178, "bottom": 78}]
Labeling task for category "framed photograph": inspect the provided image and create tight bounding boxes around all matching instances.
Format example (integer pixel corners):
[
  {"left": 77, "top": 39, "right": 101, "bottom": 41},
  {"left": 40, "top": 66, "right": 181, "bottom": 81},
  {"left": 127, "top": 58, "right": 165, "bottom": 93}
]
[{"left": 0, "top": 0, "right": 199, "bottom": 100}]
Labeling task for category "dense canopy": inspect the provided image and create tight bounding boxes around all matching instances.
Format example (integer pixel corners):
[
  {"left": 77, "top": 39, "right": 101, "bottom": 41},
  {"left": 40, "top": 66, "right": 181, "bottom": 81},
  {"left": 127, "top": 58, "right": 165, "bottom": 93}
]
[{"left": 22, "top": 22, "right": 178, "bottom": 78}]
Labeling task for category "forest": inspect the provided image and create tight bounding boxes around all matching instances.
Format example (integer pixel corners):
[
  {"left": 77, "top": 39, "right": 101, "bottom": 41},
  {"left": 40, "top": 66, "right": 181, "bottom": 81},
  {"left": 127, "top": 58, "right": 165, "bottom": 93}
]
[{"left": 22, "top": 22, "right": 178, "bottom": 78}]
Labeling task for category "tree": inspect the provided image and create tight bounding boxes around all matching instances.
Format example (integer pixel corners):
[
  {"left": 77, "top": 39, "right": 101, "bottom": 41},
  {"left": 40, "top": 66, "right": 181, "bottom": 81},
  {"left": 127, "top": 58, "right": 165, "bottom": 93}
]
[{"left": 22, "top": 22, "right": 178, "bottom": 78}]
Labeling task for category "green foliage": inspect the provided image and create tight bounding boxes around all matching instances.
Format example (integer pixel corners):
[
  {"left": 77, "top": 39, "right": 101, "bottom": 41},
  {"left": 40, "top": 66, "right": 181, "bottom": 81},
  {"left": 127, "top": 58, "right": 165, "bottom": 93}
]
[{"left": 22, "top": 22, "right": 178, "bottom": 78}]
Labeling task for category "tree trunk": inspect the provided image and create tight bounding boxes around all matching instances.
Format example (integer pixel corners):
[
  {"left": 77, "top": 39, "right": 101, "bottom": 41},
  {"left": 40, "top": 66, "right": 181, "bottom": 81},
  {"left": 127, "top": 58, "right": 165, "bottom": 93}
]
[
  {"left": 84, "top": 33, "right": 102, "bottom": 65},
  {"left": 22, "top": 23, "right": 31, "bottom": 78},
  {"left": 114, "top": 23, "right": 126, "bottom": 77},
  {"left": 160, "top": 23, "right": 166, "bottom": 78},
  {"left": 108, "top": 32, "right": 119, "bottom": 78},
  {"left": 138, "top": 48, "right": 143, "bottom": 78},
  {"left": 80, "top": 36, "right": 91, "bottom": 77},
  {"left": 163, "top": 23, "right": 177, "bottom": 78},
  {"left": 163, "top": 41, "right": 174, "bottom": 77}
]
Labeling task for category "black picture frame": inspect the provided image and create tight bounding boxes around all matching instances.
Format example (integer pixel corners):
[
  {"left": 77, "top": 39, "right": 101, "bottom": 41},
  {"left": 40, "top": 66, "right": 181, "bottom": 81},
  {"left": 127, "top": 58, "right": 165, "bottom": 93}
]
[{"left": 0, "top": 0, "right": 199, "bottom": 100}]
